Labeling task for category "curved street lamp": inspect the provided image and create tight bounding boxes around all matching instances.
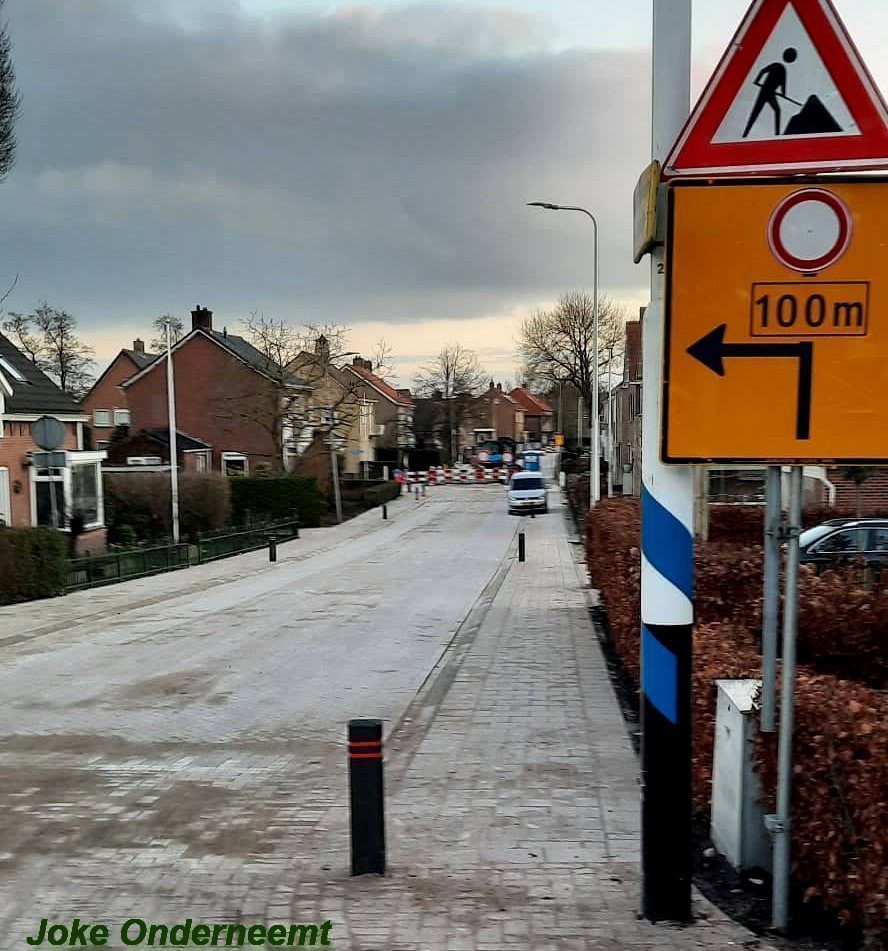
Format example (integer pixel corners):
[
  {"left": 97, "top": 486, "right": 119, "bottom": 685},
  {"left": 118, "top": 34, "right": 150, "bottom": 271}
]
[{"left": 527, "top": 202, "right": 600, "bottom": 508}]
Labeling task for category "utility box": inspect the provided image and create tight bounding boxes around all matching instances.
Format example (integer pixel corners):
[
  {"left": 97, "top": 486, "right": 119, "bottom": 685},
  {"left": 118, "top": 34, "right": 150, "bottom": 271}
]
[{"left": 711, "top": 679, "right": 772, "bottom": 871}]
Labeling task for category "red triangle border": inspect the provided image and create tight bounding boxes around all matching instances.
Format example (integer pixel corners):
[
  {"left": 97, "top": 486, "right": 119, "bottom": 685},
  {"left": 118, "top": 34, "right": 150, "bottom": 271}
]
[{"left": 665, "top": 0, "right": 888, "bottom": 177}]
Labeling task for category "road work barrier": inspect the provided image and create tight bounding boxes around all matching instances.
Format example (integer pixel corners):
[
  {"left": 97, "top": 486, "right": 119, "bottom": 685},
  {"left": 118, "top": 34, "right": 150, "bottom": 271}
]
[
  {"left": 403, "top": 466, "right": 510, "bottom": 486},
  {"left": 348, "top": 719, "right": 386, "bottom": 876}
]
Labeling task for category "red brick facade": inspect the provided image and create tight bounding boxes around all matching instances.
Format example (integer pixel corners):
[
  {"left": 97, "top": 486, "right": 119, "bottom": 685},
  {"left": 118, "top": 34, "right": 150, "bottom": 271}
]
[
  {"left": 82, "top": 350, "right": 145, "bottom": 446},
  {"left": 124, "top": 333, "right": 282, "bottom": 473}
]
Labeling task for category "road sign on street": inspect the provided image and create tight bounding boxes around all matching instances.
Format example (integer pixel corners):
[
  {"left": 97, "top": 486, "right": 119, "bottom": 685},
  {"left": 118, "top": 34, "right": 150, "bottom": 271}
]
[
  {"left": 664, "top": 0, "right": 888, "bottom": 178},
  {"left": 662, "top": 177, "right": 888, "bottom": 464}
]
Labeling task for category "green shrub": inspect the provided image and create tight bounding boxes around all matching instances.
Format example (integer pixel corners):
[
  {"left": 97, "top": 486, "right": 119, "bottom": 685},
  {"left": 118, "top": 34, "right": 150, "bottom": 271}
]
[
  {"left": 229, "top": 476, "right": 324, "bottom": 528},
  {"left": 104, "top": 472, "right": 231, "bottom": 543},
  {"left": 0, "top": 527, "right": 67, "bottom": 604}
]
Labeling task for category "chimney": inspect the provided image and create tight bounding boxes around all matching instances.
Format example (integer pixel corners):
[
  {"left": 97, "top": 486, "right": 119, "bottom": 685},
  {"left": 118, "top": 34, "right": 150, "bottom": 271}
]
[
  {"left": 132, "top": 338, "right": 145, "bottom": 354},
  {"left": 352, "top": 355, "right": 363, "bottom": 367},
  {"left": 315, "top": 335, "right": 330, "bottom": 362},
  {"left": 397, "top": 388, "right": 411, "bottom": 399},
  {"left": 496, "top": 382, "right": 502, "bottom": 391},
  {"left": 364, "top": 359, "right": 373, "bottom": 371},
  {"left": 191, "top": 305, "right": 213, "bottom": 331},
  {"left": 489, "top": 379, "right": 495, "bottom": 390}
]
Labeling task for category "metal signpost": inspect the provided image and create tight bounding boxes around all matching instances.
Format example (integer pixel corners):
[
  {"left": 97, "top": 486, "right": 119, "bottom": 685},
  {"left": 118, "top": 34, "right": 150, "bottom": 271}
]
[{"left": 654, "top": 0, "right": 888, "bottom": 932}]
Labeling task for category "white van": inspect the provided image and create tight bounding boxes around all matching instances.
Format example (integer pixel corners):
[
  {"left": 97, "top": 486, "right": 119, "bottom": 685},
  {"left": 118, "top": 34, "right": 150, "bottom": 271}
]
[{"left": 507, "top": 471, "right": 548, "bottom": 515}]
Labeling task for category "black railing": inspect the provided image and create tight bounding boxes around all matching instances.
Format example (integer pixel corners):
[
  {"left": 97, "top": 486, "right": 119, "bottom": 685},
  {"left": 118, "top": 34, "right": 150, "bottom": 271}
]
[
  {"left": 67, "top": 543, "right": 191, "bottom": 591},
  {"left": 196, "top": 518, "right": 300, "bottom": 564}
]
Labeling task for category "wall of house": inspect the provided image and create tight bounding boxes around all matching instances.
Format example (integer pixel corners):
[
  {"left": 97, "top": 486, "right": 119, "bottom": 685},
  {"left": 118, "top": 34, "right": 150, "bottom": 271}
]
[
  {"left": 125, "top": 334, "right": 279, "bottom": 472},
  {"left": 0, "top": 418, "right": 79, "bottom": 526},
  {"left": 824, "top": 467, "right": 888, "bottom": 513},
  {"left": 82, "top": 354, "right": 140, "bottom": 446}
]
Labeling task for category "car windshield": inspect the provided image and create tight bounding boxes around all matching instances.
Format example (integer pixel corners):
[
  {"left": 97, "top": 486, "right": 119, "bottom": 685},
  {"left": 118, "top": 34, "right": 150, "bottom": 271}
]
[
  {"left": 800, "top": 524, "right": 842, "bottom": 548},
  {"left": 511, "top": 477, "right": 543, "bottom": 490}
]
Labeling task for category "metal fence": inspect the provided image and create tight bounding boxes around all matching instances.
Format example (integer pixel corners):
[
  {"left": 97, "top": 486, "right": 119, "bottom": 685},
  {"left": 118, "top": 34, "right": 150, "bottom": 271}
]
[
  {"left": 196, "top": 519, "right": 300, "bottom": 564},
  {"left": 67, "top": 543, "right": 191, "bottom": 591}
]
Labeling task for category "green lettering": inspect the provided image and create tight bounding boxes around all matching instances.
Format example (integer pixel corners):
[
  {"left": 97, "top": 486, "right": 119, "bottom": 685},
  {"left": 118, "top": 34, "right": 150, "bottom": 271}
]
[
  {"left": 225, "top": 924, "right": 247, "bottom": 947},
  {"left": 319, "top": 922, "right": 333, "bottom": 947},
  {"left": 148, "top": 923, "right": 169, "bottom": 946},
  {"left": 168, "top": 919, "right": 192, "bottom": 946},
  {"left": 90, "top": 925, "right": 110, "bottom": 946},
  {"left": 266, "top": 925, "right": 286, "bottom": 947},
  {"left": 191, "top": 924, "right": 211, "bottom": 946},
  {"left": 247, "top": 924, "right": 266, "bottom": 946},
  {"left": 212, "top": 925, "right": 226, "bottom": 945},
  {"left": 288, "top": 925, "right": 318, "bottom": 947},
  {"left": 121, "top": 920, "right": 147, "bottom": 946}
]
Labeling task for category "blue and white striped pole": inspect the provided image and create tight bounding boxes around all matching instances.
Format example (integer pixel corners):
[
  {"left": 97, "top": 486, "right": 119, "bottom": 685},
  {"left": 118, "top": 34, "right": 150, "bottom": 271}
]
[{"left": 641, "top": 0, "right": 694, "bottom": 923}]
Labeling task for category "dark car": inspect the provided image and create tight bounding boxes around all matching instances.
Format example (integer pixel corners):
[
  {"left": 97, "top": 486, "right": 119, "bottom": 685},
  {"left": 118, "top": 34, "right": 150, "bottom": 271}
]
[{"left": 798, "top": 519, "right": 888, "bottom": 570}]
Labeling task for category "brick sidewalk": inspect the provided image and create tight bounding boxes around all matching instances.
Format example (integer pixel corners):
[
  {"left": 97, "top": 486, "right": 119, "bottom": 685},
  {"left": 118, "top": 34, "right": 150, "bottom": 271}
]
[{"left": 297, "top": 506, "right": 776, "bottom": 949}]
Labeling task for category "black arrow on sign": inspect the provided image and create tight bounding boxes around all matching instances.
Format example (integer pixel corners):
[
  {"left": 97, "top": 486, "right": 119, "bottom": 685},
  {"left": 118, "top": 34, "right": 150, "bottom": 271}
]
[{"left": 687, "top": 324, "right": 813, "bottom": 440}]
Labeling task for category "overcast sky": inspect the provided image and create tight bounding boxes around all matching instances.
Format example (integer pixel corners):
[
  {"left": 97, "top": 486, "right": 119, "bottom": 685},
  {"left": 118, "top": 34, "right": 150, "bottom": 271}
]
[{"left": 2, "top": 0, "right": 887, "bottom": 385}]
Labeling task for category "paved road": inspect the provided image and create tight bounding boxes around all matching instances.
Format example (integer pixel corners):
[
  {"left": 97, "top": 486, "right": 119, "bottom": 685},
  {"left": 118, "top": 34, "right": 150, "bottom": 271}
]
[{"left": 0, "top": 484, "right": 519, "bottom": 942}]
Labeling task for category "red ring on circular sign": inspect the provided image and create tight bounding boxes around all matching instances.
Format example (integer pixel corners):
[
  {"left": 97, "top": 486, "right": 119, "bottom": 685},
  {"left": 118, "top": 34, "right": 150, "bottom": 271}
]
[{"left": 767, "top": 188, "right": 853, "bottom": 274}]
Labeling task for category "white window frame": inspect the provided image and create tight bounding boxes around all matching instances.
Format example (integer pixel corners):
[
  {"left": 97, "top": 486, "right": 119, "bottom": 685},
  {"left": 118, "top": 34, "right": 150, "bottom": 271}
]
[
  {"left": 93, "top": 409, "right": 112, "bottom": 428},
  {"left": 221, "top": 452, "right": 249, "bottom": 477},
  {"left": 0, "top": 466, "right": 9, "bottom": 525},
  {"left": 113, "top": 408, "right": 131, "bottom": 427},
  {"left": 30, "top": 451, "right": 106, "bottom": 531}
]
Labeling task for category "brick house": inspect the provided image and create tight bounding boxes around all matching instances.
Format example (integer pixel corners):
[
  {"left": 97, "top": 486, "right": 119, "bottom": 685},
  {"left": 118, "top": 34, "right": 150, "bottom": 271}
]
[
  {"left": 509, "top": 387, "right": 555, "bottom": 446},
  {"left": 122, "top": 307, "right": 311, "bottom": 475},
  {"left": 0, "top": 332, "right": 107, "bottom": 550},
  {"left": 82, "top": 339, "right": 157, "bottom": 450},
  {"left": 338, "top": 358, "right": 414, "bottom": 467},
  {"left": 461, "top": 382, "right": 524, "bottom": 454},
  {"left": 610, "top": 318, "right": 643, "bottom": 496},
  {"left": 288, "top": 341, "right": 370, "bottom": 477}
]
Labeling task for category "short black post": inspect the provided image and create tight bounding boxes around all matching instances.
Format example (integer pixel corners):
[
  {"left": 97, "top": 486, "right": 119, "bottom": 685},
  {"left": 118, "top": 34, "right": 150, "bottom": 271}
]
[
  {"left": 348, "top": 719, "right": 386, "bottom": 875},
  {"left": 415, "top": 486, "right": 420, "bottom": 501},
  {"left": 382, "top": 504, "right": 388, "bottom": 520},
  {"left": 518, "top": 530, "right": 526, "bottom": 562},
  {"left": 268, "top": 534, "right": 277, "bottom": 562}
]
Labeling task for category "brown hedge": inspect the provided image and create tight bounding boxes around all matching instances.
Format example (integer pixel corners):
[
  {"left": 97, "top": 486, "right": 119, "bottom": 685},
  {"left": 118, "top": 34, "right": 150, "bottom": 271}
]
[{"left": 586, "top": 498, "right": 888, "bottom": 939}]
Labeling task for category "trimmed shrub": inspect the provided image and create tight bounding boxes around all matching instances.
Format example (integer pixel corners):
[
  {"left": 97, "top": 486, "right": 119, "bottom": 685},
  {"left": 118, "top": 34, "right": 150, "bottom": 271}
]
[
  {"left": 229, "top": 476, "right": 324, "bottom": 528},
  {"left": 104, "top": 472, "right": 231, "bottom": 544},
  {"left": 339, "top": 481, "right": 401, "bottom": 506},
  {"left": 708, "top": 504, "right": 764, "bottom": 545},
  {"left": 586, "top": 498, "right": 888, "bottom": 939},
  {"left": 756, "top": 675, "right": 888, "bottom": 943},
  {"left": 0, "top": 527, "right": 67, "bottom": 604}
]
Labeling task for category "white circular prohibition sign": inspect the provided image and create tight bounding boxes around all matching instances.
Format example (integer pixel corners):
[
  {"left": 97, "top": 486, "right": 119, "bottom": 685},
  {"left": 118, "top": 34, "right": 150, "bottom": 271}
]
[{"left": 767, "top": 188, "right": 853, "bottom": 274}]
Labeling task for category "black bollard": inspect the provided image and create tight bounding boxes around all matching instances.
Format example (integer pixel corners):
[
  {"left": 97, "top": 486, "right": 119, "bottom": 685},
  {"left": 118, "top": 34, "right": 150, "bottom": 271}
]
[
  {"left": 382, "top": 504, "right": 388, "bottom": 520},
  {"left": 268, "top": 534, "right": 277, "bottom": 562},
  {"left": 518, "top": 531, "right": 526, "bottom": 562},
  {"left": 348, "top": 719, "right": 386, "bottom": 875},
  {"left": 415, "top": 485, "right": 420, "bottom": 501}
]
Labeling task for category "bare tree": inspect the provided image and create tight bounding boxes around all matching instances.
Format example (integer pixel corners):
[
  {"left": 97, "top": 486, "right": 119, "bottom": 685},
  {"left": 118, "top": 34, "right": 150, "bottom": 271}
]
[
  {"left": 2, "top": 309, "right": 43, "bottom": 365},
  {"left": 0, "top": 2, "right": 21, "bottom": 181},
  {"left": 33, "top": 303, "right": 95, "bottom": 396},
  {"left": 217, "top": 314, "right": 371, "bottom": 475},
  {"left": 3, "top": 303, "right": 94, "bottom": 396},
  {"left": 518, "top": 291, "right": 629, "bottom": 414},
  {"left": 149, "top": 314, "right": 184, "bottom": 353},
  {"left": 413, "top": 343, "right": 486, "bottom": 463}
]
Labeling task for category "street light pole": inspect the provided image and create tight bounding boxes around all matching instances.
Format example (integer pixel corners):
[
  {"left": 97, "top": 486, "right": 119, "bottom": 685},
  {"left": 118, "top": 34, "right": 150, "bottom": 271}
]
[
  {"left": 165, "top": 317, "right": 180, "bottom": 545},
  {"left": 527, "top": 202, "right": 600, "bottom": 509},
  {"left": 606, "top": 344, "right": 615, "bottom": 498}
]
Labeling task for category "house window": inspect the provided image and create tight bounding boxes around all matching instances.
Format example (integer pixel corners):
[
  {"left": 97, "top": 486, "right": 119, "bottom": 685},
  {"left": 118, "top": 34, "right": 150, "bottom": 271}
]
[
  {"left": 93, "top": 409, "right": 111, "bottom": 428},
  {"left": 114, "top": 408, "right": 131, "bottom": 427},
  {"left": 0, "top": 356, "right": 24, "bottom": 382},
  {"left": 194, "top": 453, "right": 208, "bottom": 473},
  {"left": 33, "top": 465, "right": 65, "bottom": 528},
  {"left": 71, "top": 463, "right": 99, "bottom": 524},
  {"left": 221, "top": 452, "right": 249, "bottom": 477}
]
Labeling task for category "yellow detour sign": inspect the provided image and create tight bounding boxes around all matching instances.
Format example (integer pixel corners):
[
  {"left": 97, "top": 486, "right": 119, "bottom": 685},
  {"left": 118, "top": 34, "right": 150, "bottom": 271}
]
[
  {"left": 554, "top": 433, "right": 565, "bottom": 447},
  {"left": 663, "top": 177, "right": 888, "bottom": 464}
]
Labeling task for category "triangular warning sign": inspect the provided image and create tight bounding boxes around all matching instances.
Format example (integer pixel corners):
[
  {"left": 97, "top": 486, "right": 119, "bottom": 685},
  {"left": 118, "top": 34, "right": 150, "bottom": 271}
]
[{"left": 665, "top": 0, "right": 888, "bottom": 177}]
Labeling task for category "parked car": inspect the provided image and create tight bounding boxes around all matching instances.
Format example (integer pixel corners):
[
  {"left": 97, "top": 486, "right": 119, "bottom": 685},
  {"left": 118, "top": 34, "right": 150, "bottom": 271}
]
[
  {"left": 507, "top": 471, "right": 548, "bottom": 515},
  {"left": 798, "top": 518, "right": 888, "bottom": 569}
]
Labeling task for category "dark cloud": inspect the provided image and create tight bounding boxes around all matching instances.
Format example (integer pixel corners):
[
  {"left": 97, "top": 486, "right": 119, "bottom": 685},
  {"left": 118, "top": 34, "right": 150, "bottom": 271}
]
[{"left": 0, "top": 0, "right": 650, "bottom": 330}]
